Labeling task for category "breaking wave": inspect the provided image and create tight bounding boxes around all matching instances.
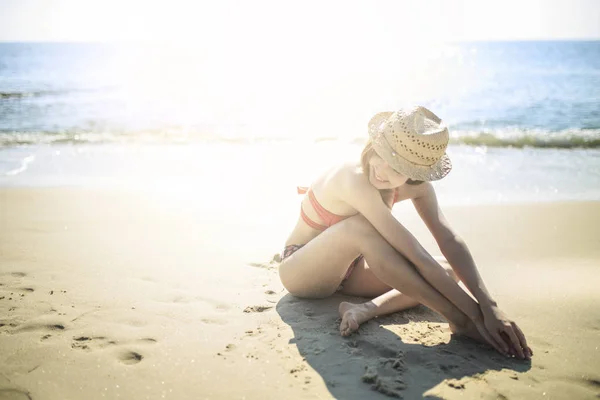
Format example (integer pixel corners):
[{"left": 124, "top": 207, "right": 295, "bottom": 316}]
[{"left": 1, "top": 128, "right": 600, "bottom": 149}]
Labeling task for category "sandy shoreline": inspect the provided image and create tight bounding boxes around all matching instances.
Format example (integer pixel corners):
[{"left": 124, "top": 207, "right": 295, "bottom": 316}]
[{"left": 1, "top": 188, "right": 599, "bottom": 399}]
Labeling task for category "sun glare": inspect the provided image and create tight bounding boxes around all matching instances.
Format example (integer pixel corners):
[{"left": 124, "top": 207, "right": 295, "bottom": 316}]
[{"left": 1, "top": 0, "right": 598, "bottom": 143}]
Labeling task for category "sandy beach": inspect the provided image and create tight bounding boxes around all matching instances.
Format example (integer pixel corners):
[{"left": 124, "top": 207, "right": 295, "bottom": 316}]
[
  {"left": 1, "top": 188, "right": 599, "bottom": 400},
  {"left": 1, "top": 3, "right": 599, "bottom": 400}
]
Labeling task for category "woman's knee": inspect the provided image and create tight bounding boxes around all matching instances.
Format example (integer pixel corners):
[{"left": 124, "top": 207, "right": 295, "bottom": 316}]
[
  {"left": 281, "top": 279, "right": 334, "bottom": 299},
  {"left": 278, "top": 261, "right": 305, "bottom": 297},
  {"left": 278, "top": 261, "right": 335, "bottom": 299}
]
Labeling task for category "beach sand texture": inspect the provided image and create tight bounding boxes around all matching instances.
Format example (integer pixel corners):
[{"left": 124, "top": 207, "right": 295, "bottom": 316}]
[{"left": 1, "top": 188, "right": 599, "bottom": 400}]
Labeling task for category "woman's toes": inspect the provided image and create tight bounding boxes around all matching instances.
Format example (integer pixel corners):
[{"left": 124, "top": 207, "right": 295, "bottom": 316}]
[
  {"left": 339, "top": 313, "right": 360, "bottom": 337},
  {"left": 339, "top": 319, "right": 349, "bottom": 336}
]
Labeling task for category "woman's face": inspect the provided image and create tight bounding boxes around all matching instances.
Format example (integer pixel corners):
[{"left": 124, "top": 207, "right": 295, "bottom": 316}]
[{"left": 368, "top": 153, "right": 408, "bottom": 189}]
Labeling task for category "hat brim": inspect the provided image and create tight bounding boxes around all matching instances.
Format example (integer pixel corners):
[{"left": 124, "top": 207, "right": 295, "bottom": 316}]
[
  {"left": 368, "top": 111, "right": 394, "bottom": 133},
  {"left": 368, "top": 111, "right": 452, "bottom": 182}
]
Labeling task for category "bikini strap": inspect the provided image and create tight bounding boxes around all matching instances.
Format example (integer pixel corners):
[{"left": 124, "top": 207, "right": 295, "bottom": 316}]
[{"left": 300, "top": 207, "right": 327, "bottom": 231}]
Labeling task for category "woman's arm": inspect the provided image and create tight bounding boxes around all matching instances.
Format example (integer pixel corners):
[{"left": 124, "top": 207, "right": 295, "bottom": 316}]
[
  {"left": 411, "top": 183, "right": 497, "bottom": 307},
  {"left": 412, "top": 183, "right": 532, "bottom": 359},
  {"left": 342, "top": 174, "right": 482, "bottom": 321}
]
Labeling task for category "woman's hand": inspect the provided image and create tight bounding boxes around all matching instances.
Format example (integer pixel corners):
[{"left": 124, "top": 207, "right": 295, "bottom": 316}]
[{"left": 481, "top": 305, "right": 532, "bottom": 360}]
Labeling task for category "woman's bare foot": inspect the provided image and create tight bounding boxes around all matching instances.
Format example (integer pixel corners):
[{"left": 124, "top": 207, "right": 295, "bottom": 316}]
[
  {"left": 449, "top": 318, "right": 506, "bottom": 356},
  {"left": 338, "top": 301, "right": 375, "bottom": 337},
  {"left": 449, "top": 319, "right": 486, "bottom": 342}
]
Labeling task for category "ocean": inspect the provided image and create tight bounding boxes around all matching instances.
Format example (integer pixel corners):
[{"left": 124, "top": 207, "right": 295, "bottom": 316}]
[{"left": 1, "top": 41, "right": 599, "bottom": 205}]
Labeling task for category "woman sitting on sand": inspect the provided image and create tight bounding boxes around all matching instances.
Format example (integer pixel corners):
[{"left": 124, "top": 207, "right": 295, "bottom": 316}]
[{"left": 278, "top": 106, "right": 532, "bottom": 360}]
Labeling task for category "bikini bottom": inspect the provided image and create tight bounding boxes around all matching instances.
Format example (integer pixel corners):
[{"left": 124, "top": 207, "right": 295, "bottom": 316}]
[{"left": 281, "top": 244, "right": 363, "bottom": 289}]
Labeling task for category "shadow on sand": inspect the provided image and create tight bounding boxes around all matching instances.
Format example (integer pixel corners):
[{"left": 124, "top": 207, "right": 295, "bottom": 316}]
[{"left": 276, "top": 293, "right": 531, "bottom": 399}]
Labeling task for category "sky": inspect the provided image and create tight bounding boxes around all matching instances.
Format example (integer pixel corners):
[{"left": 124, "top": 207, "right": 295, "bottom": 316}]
[{"left": 0, "top": 0, "right": 599, "bottom": 43}]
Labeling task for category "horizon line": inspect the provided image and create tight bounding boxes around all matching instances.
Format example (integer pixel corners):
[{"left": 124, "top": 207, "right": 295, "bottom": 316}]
[{"left": 1, "top": 38, "right": 599, "bottom": 44}]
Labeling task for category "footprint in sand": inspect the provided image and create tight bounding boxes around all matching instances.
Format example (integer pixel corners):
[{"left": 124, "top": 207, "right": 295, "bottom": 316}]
[
  {"left": 0, "top": 388, "right": 32, "bottom": 400},
  {"left": 137, "top": 338, "right": 158, "bottom": 344},
  {"left": 0, "top": 322, "right": 17, "bottom": 333},
  {"left": 13, "top": 323, "right": 65, "bottom": 334},
  {"left": 225, "top": 343, "right": 236, "bottom": 351},
  {"left": 243, "top": 305, "right": 273, "bottom": 313},
  {"left": 345, "top": 339, "right": 398, "bottom": 359},
  {"left": 579, "top": 377, "right": 600, "bottom": 391},
  {"left": 343, "top": 341, "right": 408, "bottom": 397},
  {"left": 71, "top": 336, "right": 117, "bottom": 351},
  {"left": 70, "top": 335, "right": 153, "bottom": 365},
  {"left": 362, "top": 356, "right": 407, "bottom": 398},
  {"left": 118, "top": 350, "right": 143, "bottom": 365},
  {"left": 71, "top": 336, "right": 157, "bottom": 351}
]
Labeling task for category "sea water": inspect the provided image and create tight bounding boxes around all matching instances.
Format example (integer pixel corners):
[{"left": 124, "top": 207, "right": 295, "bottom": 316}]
[{"left": 1, "top": 41, "right": 599, "bottom": 206}]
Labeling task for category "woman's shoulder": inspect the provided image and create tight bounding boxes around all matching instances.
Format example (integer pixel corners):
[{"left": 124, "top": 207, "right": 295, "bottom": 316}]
[
  {"left": 330, "top": 162, "right": 370, "bottom": 187},
  {"left": 335, "top": 163, "right": 383, "bottom": 204},
  {"left": 315, "top": 161, "right": 360, "bottom": 183},
  {"left": 314, "top": 162, "right": 372, "bottom": 197}
]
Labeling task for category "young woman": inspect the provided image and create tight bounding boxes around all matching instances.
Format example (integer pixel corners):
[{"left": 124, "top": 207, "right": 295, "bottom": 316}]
[{"left": 278, "top": 106, "right": 532, "bottom": 360}]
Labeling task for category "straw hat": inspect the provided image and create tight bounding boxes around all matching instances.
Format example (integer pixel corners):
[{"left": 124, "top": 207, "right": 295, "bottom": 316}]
[{"left": 368, "top": 106, "right": 452, "bottom": 181}]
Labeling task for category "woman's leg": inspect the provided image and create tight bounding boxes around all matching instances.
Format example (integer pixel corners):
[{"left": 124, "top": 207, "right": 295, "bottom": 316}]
[
  {"left": 339, "top": 258, "right": 459, "bottom": 336},
  {"left": 280, "top": 221, "right": 495, "bottom": 348},
  {"left": 337, "top": 258, "right": 393, "bottom": 298},
  {"left": 279, "top": 216, "right": 470, "bottom": 329}
]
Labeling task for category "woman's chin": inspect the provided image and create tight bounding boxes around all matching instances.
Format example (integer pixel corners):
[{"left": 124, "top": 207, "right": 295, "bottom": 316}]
[{"left": 370, "top": 177, "right": 391, "bottom": 189}]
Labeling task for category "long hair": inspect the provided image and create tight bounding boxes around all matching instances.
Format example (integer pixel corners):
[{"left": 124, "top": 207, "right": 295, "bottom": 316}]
[{"left": 360, "top": 140, "right": 423, "bottom": 207}]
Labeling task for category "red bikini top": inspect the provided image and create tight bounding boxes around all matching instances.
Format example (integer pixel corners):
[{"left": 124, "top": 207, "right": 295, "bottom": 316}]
[{"left": 297, "top": 186, "right": 398, "bottom": 231}]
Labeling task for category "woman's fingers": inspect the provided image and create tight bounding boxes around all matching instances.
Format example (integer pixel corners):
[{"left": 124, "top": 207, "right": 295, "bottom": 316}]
[
  {"left": 489, "top": 329, "right": 509, "bottom": 355},
  {"left": 474, "top": 321, "right": 504, "bottom": 354},
  {"left": 489, "top": 329, "right": 510, "bottom": 356},
  {"left": 513, "top": 323, "right": 532, "bottom": 359},
  {"left": 503, "top": 326, "right": 525, "bottom": 359},
  {"left": 482, "top": 330, "right": 505, "bottom": 354}
]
